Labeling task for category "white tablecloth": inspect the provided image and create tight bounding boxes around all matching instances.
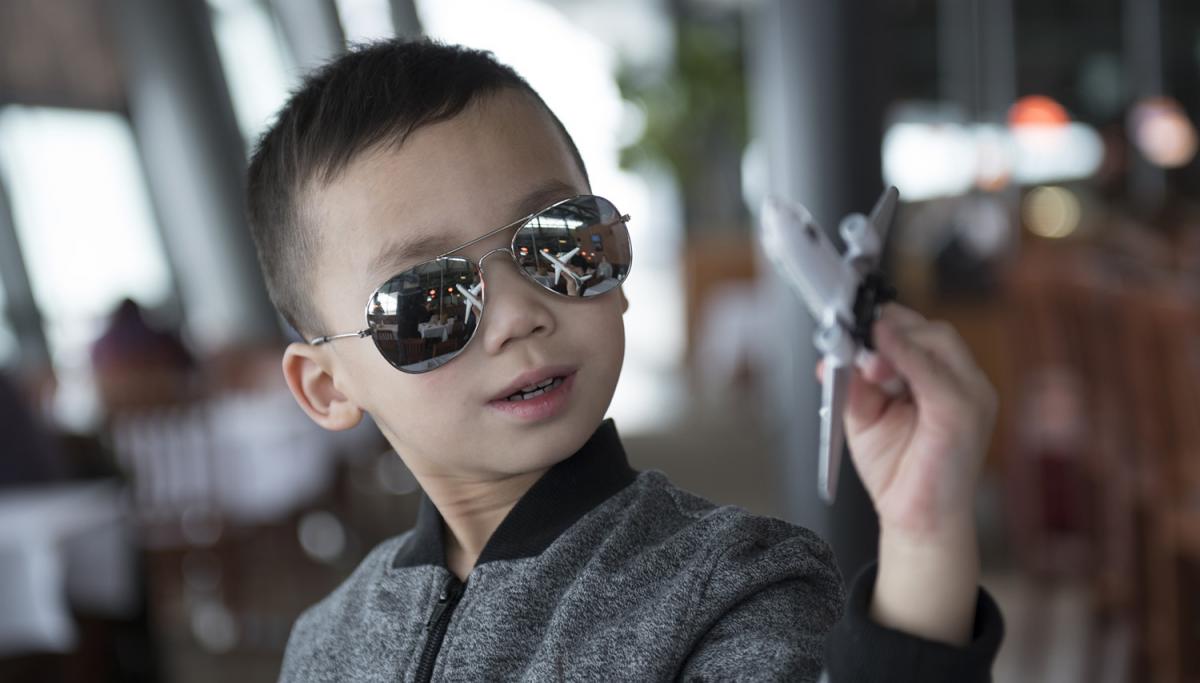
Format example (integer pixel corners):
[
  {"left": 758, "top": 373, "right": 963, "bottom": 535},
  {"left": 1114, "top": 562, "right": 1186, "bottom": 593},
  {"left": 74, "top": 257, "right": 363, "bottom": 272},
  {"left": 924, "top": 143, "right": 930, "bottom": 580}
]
[
  {"left": 418, "top": 318, "right": 455, "bottom": 341},
  {"left": 0, "top": 480, "right": 133, "bottom": 656}
]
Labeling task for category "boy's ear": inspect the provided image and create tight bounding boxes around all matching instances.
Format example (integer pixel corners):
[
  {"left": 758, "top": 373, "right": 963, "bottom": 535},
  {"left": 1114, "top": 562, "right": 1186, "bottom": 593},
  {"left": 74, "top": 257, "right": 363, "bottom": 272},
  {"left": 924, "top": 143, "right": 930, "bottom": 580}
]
[
  {"left": 618, "top": 285, "right": 628, "bottom": 314},
  {"left": 281, "top": 342, "right": 363, "bottom": 431}
]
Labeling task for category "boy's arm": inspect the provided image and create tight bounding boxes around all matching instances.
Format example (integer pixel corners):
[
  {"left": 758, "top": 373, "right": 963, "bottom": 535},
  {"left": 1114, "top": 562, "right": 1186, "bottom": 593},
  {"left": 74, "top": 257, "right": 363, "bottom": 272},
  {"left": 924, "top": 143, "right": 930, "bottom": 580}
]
[
  {"left": 823, "top": 555, "right": 1005, "bottom": 683},
  {"left": 682, "top": 303, "right": 1005, "bottom": 682},
  {"left": 872, "top": 522, "right": 979, "bottom": 646},
  {"left": 818, "top": 304, "right": 1004, "bottom": 675}
]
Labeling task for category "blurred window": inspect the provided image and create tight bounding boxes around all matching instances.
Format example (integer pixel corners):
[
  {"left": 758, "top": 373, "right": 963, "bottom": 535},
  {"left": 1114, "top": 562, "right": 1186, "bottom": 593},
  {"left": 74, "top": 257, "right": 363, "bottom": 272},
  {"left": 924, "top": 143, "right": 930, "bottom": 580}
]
[
  {"left": 207, "top": 0, "right": 296, "bottom": 147},
  {"left": 0, "top": 106, "right": 173, "bottom": 430},
  {"left": 334, "top": 0, "right": 395, "bottom": 43}
]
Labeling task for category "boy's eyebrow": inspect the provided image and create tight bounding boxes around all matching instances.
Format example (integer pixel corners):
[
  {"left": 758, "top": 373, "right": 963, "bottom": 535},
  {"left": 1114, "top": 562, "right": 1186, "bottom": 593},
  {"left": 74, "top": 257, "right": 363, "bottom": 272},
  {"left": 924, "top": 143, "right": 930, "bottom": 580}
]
[{"left": 367, "top": 179, "right": 580, "bottom": 278}]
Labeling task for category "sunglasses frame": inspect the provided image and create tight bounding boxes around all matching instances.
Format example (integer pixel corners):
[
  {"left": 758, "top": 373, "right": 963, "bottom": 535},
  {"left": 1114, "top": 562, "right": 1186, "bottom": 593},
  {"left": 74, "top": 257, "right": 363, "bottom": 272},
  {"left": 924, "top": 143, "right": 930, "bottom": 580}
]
[{"left": 307, "top": 194, "right": 631, "bottom": 372}]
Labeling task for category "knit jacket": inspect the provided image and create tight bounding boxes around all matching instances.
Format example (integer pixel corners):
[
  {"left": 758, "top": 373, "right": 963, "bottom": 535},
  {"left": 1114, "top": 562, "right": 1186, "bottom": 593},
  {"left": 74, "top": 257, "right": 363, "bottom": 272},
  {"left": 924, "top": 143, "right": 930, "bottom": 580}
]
[{"left": 280, "top": 418, "right": 1004, "bottom": 681}]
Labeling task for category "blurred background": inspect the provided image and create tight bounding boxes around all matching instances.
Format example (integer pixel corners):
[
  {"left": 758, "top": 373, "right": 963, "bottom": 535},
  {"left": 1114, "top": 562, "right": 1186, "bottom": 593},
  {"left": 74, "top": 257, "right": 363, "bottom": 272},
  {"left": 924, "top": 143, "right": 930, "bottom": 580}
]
[{"left": 0, "top": 0, "right": 1197, "bottom": 680}]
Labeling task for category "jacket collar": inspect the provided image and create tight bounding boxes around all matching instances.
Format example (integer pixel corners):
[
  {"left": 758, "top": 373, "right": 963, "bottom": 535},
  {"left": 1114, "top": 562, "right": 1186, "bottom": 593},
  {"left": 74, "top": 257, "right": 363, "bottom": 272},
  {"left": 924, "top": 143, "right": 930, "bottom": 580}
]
[{"left": 391, "top": 418, "right": 637, "bottom": 570}]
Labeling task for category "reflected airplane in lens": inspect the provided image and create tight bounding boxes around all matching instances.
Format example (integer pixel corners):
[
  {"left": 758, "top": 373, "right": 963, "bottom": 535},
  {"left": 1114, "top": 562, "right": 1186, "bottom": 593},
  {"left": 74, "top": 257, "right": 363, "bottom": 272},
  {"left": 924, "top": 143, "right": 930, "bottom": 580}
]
[
  {"left": 539, "top": 247, "right": 594, "bottom": 288},
  {"left": 457, "top": 282, "right": 483, "bottom": 325}
]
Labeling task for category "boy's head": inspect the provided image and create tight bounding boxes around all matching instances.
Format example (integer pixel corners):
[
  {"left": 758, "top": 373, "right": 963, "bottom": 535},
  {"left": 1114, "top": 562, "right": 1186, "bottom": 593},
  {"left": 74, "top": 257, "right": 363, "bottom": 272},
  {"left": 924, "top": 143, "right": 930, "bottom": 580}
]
[{"left": 246, "top": 39, "right": 628, "bottom": 482}]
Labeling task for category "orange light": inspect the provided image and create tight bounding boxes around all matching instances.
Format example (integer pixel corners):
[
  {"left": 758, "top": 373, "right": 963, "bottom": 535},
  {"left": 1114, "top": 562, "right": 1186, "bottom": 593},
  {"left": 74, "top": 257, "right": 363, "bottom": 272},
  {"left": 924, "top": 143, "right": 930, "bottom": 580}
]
[{"left": 1009, "top": 95, "right": 1070, "bottom": 128}]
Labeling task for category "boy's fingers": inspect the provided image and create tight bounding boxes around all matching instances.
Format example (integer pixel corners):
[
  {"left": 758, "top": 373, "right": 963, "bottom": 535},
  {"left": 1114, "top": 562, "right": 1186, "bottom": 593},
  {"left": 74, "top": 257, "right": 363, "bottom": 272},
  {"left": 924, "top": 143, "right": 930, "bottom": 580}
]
[
  {"left": 814, "top": 303, "right": 995, "bottom": 430},
  {"left": 872, "top": 316, "right": 966, "bottom": 405},
  {"left": 814, "top": 358, "right": 893, "bottom": 432},
  {"left": 901, "top": 322, "right": 991, "bottom": 396},
  {"left": 875, "top": 304, "right": 993, "bottom": 400},
  {"left": 877, "top": 303, "right": 927, "bottom": 333},
  {"left": 844, "top": 365, "right": 892, "bottom": 432},
  {"left": 856, "top": 350, "right": 901, "bottom": 387},
  {"left": 819, "top": 304, "right": 980, "bottom": 399},
  {"left": 816, "top": 348, "right": 902, "bottom": 389}
]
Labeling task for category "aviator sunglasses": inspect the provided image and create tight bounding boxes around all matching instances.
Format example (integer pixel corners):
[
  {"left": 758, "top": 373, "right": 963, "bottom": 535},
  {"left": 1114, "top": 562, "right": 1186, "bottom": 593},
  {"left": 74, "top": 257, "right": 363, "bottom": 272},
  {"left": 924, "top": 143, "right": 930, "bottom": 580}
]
[{"left": 308, "top": 194, "right": 632, "bottom": 373}]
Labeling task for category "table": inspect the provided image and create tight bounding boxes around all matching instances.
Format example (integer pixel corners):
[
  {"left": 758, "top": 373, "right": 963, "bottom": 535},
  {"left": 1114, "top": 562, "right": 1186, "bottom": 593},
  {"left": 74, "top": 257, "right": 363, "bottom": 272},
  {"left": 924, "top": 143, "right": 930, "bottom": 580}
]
[
  {"left": 418, "top": 318, "right": 456, "bottom": 341},
  {"left": 0, "top": 480, "right": 132, "bottom": 656}
]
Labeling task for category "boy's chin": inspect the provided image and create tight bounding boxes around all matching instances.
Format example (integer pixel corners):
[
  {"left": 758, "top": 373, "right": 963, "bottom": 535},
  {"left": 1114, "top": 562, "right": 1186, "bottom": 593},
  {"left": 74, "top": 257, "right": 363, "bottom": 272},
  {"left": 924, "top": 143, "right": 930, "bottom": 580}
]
[{"left": 477, "top": 415, "right": 600, "bottom": 472}]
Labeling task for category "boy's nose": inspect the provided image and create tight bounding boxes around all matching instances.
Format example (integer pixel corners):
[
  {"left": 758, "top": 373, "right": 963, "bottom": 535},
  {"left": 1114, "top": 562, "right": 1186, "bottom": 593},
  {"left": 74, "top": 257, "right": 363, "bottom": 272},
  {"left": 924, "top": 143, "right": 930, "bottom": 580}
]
[{"left": 475, "top": 251, "right": 557, "bottom": 355}]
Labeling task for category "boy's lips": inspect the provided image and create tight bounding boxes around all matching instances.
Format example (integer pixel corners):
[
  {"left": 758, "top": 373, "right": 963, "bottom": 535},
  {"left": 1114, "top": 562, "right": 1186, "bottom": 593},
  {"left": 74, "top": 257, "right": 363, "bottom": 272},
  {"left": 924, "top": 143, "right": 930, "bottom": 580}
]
[{"left": 488, "top": 365, "right": 578, "bottom": 403}]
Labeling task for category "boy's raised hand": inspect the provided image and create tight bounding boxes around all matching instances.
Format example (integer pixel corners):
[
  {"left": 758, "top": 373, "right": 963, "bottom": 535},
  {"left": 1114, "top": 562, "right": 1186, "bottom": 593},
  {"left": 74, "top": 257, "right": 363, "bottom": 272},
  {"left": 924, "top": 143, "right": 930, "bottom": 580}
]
[{"left": 816, "top": 302, "right": 998, "bottom": 645}]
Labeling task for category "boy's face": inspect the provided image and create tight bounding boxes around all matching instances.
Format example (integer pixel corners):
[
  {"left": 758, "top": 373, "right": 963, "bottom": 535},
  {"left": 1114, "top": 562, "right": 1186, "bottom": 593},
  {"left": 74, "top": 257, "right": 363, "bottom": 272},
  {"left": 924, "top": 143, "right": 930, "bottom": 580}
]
[{"left": 287, "top": 89, "right": 626, "bottom": 483}]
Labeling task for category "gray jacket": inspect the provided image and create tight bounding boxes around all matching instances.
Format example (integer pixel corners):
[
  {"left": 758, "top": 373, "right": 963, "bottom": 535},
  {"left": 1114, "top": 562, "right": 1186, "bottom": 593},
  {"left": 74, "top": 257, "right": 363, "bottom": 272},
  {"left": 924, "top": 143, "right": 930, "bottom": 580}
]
[{"left": 280, "top": 419, "right": 1002, "bottom": 682}]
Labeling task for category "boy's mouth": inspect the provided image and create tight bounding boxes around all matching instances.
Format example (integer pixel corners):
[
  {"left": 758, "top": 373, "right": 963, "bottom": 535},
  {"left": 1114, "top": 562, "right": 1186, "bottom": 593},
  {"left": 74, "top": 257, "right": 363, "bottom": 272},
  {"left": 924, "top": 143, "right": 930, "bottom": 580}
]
[
  {"left": 486, "top": 370, "right": 577, "bottom": 422},
  {"left": 488, "top": 366, "right": 577, "bottom": 403},
  {"left": 501, "top": 375, "right": 566, "bottom": 401}
]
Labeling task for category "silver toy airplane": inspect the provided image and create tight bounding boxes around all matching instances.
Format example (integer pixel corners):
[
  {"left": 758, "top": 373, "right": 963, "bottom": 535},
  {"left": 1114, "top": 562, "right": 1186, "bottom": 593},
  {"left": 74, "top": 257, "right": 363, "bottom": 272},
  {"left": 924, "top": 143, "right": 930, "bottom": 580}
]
[
  {"left": 757, "top": 186, "right": 904, "bottom": 504},
  {"left": 540, "top": 247, "right": 594, "bottom": 288}
]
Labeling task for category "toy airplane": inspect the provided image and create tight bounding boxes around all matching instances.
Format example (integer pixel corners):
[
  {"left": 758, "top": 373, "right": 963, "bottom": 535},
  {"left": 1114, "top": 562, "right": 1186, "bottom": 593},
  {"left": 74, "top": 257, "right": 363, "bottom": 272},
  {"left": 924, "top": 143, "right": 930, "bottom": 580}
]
[
  {"left": 540, "top": 248, "right": 594, "bottom": 287},
  {"left": 457, "top": 281, "right": 483, "bottom": 325},
  {"left": 757, "top": 187, "right": 903, "bottom": 504}
]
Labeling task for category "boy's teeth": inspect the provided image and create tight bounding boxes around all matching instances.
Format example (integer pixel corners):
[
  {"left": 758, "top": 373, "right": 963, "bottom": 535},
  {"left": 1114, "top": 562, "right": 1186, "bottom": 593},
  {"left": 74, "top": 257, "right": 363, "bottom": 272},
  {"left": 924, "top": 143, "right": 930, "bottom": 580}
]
[
  {"left": 518, "top": 377, "right": 557, "bottom": 393},
  {"left": 506, "top": 376, "right": 564, "bottom": 401}
]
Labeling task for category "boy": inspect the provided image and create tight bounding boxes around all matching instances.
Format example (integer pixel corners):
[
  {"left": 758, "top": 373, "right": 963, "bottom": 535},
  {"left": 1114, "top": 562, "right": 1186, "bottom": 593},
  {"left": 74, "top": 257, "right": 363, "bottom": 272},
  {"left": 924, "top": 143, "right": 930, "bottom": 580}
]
[{"left": 246, "top": 39, "right": 1004, "bottom": 681}]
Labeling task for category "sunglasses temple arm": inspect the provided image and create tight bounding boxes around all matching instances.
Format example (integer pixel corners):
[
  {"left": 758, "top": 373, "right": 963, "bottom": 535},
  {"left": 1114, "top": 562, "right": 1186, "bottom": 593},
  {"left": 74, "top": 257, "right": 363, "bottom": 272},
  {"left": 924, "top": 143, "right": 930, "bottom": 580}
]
[{"left": 308, "top": 329, "right": 371, "bottom": 346}]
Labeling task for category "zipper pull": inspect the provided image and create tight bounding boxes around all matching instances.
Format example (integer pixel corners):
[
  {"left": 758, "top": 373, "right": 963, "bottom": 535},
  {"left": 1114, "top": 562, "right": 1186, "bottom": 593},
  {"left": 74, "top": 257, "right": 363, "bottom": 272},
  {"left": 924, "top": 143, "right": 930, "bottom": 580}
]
[{"left": 425, "top": 576, "right": 464, "bottom": 629}]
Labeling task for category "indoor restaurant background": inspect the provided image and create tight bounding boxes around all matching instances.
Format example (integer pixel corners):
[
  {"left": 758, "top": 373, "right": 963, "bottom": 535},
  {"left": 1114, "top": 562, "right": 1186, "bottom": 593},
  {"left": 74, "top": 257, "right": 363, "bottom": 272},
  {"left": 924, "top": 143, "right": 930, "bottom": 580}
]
[{"left": 1, "top": 0, "right": 1199, "bottom": 681}]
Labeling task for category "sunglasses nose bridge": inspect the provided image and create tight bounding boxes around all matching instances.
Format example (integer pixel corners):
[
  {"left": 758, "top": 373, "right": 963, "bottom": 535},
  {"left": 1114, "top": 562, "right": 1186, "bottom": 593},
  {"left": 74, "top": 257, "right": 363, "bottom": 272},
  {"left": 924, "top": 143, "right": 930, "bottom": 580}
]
[
  {"left": 476, "top": 246, "right": 515, "bottom": 272},
  {"left": 473, "top": 246, "right": 523, "bottom": 299}
]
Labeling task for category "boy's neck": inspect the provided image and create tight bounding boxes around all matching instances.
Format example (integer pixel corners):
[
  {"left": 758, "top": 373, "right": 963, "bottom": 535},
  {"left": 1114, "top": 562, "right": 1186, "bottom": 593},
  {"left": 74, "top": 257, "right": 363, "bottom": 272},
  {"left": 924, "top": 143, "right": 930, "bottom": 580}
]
[{"left": 426, "top": 467, "right": 551, "bottom": 581}]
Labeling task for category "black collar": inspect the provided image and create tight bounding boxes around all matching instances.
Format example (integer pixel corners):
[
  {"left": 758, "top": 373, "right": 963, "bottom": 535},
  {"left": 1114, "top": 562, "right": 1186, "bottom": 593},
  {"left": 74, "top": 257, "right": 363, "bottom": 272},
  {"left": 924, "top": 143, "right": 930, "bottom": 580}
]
[{"left": 391, "top": 418, "right": 637, "bottom": 570}]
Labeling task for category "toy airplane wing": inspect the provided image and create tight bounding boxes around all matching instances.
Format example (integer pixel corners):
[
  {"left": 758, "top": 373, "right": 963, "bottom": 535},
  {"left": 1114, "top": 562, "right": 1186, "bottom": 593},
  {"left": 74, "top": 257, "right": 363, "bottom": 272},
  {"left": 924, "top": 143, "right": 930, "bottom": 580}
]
[
  {"left": 869, "top": 186, "right": 899, "bottom": 244},
  {"left": 818, "top": 360, "right": 852, "bottom": 501}
]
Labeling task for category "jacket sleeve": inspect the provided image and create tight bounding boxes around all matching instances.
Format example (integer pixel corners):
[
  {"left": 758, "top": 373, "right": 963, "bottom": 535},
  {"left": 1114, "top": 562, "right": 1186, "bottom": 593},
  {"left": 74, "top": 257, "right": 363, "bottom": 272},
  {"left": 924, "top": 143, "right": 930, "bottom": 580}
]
[
  {"left": 822, "top": 561, "right": 1006, "bottom": 683},
  {"left": 675, "top": 521, "right": 848, "bottom": 682},
  {"left": 674, "top": 517, "right": 1004, "bottom": 683}
]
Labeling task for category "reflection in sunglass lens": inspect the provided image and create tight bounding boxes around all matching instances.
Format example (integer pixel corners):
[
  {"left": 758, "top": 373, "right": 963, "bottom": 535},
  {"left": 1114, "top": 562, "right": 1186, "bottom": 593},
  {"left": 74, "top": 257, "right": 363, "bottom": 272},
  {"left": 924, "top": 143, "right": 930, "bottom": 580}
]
[
  {"left": 366, "top": 257, "right": 482, "bottom": 372},
  {"left": 361, "top": 195, "right": 632, "bottom": 374},
  {"left": 512, "top": 196, "right": 631, "bottom": 298}
]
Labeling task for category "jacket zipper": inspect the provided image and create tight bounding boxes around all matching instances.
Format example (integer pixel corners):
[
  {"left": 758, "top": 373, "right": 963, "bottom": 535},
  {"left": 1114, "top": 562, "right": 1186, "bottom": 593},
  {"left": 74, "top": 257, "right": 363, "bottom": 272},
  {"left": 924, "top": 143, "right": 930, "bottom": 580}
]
[{"left": 413, "top": 575, "right": 465, "bottom": 683}]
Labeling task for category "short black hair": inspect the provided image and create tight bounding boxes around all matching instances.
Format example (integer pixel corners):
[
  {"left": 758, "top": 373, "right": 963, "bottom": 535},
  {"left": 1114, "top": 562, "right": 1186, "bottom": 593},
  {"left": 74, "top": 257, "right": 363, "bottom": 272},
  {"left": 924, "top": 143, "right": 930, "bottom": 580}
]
[{"left": 245, "top": 38, "right": 589, "bottom": 338}]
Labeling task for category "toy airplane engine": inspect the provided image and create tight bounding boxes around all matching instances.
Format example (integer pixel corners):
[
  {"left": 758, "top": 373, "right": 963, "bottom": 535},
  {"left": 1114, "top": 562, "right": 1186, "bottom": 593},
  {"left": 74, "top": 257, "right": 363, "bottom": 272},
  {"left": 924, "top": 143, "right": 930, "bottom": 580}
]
[{"left": 757, "top": 186, "right": 905, "bottom": 504}]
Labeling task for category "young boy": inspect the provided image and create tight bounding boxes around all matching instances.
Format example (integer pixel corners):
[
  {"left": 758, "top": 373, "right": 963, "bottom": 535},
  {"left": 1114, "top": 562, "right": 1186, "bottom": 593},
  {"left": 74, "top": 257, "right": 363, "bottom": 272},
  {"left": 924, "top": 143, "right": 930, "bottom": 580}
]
[{"left": 246, "top": 39, "right": 1004, "bottom": 681}]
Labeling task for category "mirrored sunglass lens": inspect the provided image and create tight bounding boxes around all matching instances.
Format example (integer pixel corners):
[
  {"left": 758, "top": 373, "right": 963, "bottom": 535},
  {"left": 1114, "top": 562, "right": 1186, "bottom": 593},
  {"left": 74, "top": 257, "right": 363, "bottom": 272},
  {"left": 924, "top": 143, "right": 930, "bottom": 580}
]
[
  {"left": 366, "top": 258, "right": 482, "bottom": 372},
  {"left": 512, "top": 196, "right": 631, "bottom": 298}
]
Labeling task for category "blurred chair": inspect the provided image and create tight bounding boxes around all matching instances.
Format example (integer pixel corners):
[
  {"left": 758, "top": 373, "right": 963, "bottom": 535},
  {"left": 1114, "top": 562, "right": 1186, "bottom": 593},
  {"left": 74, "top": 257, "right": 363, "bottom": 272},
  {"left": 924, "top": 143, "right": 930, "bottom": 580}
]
[
  {"left": 1002, "top": 228, "right": 1200, "bottom": 683},
  {"left": 403, "top": 338, "right": 427, "bottom": 363},
  {"left": 90, "top": 301, "right": 374, "bottom": 670}
]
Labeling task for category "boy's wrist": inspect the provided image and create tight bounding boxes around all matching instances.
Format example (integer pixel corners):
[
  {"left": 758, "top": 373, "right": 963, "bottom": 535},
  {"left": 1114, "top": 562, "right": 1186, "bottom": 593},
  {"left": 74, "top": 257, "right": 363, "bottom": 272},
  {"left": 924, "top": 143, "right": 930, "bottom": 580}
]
[
  {"left": 871, "top": 520, "right": 980, "bottom": 646},
  {"left": 878, "top": 511, "right": 977, "bottom": 550}
]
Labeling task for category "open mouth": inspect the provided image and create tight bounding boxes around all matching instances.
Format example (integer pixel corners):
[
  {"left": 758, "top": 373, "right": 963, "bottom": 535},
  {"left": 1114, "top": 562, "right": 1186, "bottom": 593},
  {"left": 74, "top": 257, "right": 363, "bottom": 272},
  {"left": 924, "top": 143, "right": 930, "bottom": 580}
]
[
  {"left": 503, "top": 375, "right": 568, "bottom": 401},
  {"left": 487, "top": 371, "right": 576, "bottom": 422}
]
